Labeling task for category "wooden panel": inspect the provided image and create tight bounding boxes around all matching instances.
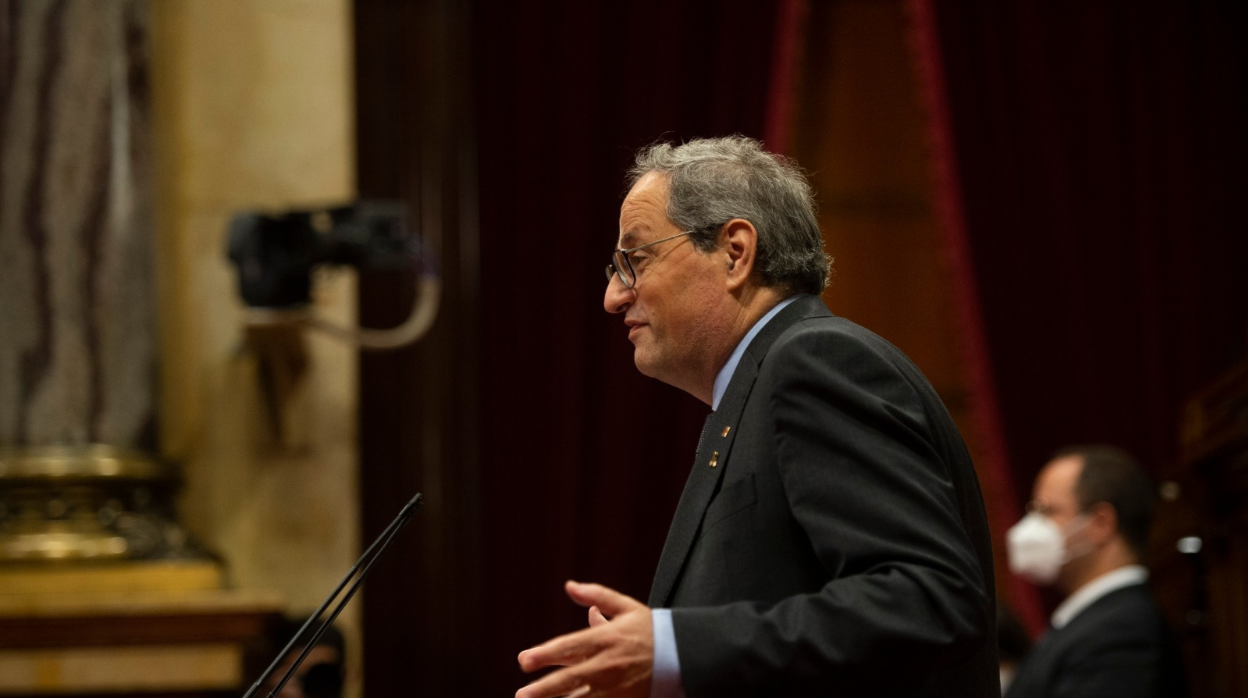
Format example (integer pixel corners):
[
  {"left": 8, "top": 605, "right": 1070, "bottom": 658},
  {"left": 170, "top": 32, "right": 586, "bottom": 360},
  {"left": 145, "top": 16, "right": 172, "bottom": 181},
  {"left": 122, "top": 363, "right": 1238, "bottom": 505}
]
[
  {"left": 1152, "top": 352, "right": 1248, "bottom": 698},
  {"left": 0, "top": 588, "right": 282, "bottom": 649},
  {"left": 0, "top": 644, "right": 239, "bottom": 694},
  {"left": 0, "top": 587, "right": 280, "bottom": 696},
  {"left": 0, "top": 611, "right": 275, "bottom": 651}
]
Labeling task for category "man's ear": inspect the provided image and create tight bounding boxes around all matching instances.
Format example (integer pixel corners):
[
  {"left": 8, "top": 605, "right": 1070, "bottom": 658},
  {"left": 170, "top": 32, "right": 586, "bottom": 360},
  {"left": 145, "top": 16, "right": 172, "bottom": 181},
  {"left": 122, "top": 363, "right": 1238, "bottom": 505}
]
[
  {"left": 1087, "top": 501, "right": 1118, "bottom": 545},
  {"left": 720, "top": 218, "right": 758, "bottom": 291}
]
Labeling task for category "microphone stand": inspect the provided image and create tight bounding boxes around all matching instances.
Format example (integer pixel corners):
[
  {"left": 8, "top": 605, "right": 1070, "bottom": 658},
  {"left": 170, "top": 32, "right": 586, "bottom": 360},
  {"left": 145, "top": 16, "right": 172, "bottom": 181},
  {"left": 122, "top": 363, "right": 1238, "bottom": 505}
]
[{"left": 242, "top": 492, "right": 424, "bottom": 698}]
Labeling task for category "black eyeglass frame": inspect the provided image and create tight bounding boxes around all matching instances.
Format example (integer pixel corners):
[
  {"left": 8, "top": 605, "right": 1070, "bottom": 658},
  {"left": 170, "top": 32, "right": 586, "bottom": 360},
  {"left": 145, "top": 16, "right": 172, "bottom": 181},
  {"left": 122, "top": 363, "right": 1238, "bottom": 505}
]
[{"left": 604, "top": 229, "right": 703, "bottom": 288}]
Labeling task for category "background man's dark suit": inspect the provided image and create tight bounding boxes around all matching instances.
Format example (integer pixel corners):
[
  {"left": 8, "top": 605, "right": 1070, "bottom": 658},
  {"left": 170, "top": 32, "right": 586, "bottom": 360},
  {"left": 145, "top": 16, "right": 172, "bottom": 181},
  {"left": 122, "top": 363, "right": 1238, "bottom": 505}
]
[
  {"left": 650, "top": 294, "right": 999, "bottom": 697},
  {"left": 1005, "top": 585, "right": 1186, "bottom": 698}
]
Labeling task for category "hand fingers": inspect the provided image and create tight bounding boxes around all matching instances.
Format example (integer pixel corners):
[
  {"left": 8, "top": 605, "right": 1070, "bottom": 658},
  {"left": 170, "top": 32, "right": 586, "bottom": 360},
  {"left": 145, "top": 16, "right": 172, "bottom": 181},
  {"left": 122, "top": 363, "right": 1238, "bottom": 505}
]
[
  {"left": 518, "top": 626, "right": 606, "bottom": 673},
  {"left": 518, "top": 640, "right": 653, "bottom": 698},
  {"left": 565, "top": 580, "right": 643, "bottom": 618},
  {"left": 588, "top": 605, "right": 609, "bottom": 627},
  {"left": 515, "top": 664, "right": 591, "bottom": 698}
]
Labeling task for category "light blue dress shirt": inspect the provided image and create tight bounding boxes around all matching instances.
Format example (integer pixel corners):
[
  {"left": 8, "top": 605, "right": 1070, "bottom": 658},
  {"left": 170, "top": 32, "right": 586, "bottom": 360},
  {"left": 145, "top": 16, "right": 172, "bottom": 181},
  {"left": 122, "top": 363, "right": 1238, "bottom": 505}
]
[{"left": 649, "top": 296, "right": 799, "bottom": 698}]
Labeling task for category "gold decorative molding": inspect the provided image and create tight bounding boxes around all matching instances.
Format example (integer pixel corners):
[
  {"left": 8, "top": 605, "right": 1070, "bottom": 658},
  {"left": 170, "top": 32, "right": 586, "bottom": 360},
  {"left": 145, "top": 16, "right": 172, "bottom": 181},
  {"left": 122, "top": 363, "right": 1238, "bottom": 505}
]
[{"left": 0, "top": 445, "right": 204, "bottom": 563}]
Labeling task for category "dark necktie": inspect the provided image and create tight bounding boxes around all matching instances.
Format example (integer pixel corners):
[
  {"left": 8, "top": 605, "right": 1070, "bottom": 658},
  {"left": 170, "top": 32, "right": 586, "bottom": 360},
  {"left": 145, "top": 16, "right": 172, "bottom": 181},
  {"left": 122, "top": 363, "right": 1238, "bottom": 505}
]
[{"left": 695, "top": 411, "right": 715, "bottom": 459}]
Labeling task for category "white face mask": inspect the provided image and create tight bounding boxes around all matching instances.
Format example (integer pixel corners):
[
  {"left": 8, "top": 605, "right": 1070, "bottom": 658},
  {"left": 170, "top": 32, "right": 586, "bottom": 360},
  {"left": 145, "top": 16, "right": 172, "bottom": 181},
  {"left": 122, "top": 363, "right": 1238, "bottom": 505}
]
[{"left": 1006, "top": 511, "right": 1089, "bottom": 585}]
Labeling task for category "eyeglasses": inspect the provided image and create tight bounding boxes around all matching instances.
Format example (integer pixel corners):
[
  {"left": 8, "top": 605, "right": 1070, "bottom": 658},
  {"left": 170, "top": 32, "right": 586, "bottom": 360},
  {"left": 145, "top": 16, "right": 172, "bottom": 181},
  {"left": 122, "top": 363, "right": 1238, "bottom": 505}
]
[
  {"left": 604, "top": 231, "right": 695, "bottom": 288},
  {"left": 1025, "top": 500, "right": 1054, "bottom": 516},
  {"left": 1026, "top": 500, "right": 1078, "bottom": 517}
]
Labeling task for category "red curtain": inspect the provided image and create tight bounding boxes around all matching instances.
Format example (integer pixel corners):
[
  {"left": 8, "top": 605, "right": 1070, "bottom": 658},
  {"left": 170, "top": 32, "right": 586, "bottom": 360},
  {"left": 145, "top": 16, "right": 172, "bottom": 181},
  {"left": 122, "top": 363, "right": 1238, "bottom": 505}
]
[{"left": 911, "top": 0, "right": 1248, "bottom": 631}]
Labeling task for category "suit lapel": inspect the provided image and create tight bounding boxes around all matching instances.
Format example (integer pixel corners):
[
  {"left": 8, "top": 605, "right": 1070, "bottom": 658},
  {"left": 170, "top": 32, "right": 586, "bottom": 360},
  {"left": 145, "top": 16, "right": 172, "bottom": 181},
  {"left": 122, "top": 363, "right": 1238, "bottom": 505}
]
[
  {"left": 648, "top": 364, "right": 754, "bottom": 606},
  {"left": 647, "top": 295, "right": 832, "bottom": 607}
]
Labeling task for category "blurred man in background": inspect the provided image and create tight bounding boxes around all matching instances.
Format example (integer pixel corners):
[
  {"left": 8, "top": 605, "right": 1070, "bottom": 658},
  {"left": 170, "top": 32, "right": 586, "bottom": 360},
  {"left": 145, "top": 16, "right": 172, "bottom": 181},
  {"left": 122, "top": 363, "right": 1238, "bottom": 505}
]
[{"left": 1005, "top": 445, "right": 1186, "bottom": 698}]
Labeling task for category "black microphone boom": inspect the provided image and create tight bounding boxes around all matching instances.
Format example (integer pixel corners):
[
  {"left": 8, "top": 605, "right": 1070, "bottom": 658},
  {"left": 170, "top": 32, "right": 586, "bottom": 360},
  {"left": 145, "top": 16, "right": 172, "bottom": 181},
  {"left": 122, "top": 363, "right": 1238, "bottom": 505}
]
[{"left": 242, "top": 492, "right": 424, "bottom": 698}]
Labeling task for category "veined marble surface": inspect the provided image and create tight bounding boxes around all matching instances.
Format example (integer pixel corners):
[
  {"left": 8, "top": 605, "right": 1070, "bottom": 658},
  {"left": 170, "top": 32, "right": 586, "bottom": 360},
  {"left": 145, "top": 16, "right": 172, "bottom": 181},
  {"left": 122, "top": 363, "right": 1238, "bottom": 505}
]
[{"left": 0, "top": 0, "right": 157, "bottom": 448}]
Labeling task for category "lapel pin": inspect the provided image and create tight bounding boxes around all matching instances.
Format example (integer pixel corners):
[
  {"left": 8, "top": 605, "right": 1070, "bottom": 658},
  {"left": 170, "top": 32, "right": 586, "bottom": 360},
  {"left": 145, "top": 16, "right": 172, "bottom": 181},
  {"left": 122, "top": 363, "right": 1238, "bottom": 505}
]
[
  {"left": 709, "top": 451, "right": 719, "bottom": 468},
  {"left": 721, "top": 426, "right": 731, "bottom": 438}
]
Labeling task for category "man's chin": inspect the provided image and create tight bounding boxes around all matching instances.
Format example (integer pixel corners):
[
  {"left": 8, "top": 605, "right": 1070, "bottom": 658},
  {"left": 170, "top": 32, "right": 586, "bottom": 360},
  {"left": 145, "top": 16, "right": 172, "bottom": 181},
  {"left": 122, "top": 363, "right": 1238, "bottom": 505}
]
[{"left": 631, "top": 350, "right": 661, "bottom": 380}]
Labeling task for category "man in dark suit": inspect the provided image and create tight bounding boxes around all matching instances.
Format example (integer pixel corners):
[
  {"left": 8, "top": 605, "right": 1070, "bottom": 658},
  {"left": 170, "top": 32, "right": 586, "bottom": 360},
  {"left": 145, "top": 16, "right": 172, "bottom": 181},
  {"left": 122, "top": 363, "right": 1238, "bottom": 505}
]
[
  {"left": 517, "top": 136, "right": 998, "bottom": 697},
  {"left": 1004, "top": 446, "right": 1187, "bottom": 698}
]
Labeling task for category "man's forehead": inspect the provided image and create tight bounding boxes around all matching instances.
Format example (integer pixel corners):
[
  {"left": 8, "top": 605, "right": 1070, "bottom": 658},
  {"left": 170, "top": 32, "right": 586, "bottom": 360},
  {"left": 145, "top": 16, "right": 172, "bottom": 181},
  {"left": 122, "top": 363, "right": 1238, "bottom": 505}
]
[
  {"left": 1035, "top": 456, "right": 1083, "bottom": 500},
  {"left": 617, "top": 173, "right": 670, "bottom": 245}
]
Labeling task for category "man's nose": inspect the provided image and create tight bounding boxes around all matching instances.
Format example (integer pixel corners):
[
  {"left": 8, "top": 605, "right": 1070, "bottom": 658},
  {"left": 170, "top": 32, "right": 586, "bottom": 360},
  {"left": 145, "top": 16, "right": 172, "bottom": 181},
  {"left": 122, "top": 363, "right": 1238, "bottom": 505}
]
[{"left": 603, "top": 273, "right": 633, "bottom": 314}]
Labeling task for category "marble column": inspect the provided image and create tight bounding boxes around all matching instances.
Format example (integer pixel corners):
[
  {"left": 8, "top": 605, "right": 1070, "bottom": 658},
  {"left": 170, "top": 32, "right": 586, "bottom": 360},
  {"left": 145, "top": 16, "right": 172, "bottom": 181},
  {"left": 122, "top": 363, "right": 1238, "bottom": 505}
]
[{"left": 0, "top": 0, "right": 156, "bottom": 449}]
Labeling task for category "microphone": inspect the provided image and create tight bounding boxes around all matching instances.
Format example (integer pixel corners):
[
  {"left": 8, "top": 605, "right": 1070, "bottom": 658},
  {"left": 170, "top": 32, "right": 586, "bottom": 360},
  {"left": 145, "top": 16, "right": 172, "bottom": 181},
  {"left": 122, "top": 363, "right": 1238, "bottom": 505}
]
[{"left": 242, "top": 492, "right": 424, "bottom": 698}]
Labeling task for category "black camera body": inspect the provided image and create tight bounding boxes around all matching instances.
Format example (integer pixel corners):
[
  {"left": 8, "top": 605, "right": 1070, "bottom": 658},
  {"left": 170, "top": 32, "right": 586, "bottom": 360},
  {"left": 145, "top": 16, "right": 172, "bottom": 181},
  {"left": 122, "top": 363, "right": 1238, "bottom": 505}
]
[{"left": 227, "top": 201, "right": 415, "bottom": 308}]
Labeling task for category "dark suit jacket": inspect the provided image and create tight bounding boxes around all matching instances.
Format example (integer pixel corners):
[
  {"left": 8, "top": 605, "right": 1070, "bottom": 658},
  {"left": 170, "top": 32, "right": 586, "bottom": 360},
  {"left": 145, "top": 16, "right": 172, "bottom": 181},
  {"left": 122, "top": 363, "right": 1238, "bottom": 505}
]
[
  {"left": 649, "top": 295, "right": 998, "bottom": 697},
  {"left": 1005, "top": 584, "right": 1187, "bottom": 698}
]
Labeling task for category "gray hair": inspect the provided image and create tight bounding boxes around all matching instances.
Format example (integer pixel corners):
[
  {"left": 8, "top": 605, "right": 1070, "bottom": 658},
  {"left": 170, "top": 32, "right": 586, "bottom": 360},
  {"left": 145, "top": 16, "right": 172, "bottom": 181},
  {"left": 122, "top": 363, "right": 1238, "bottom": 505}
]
[{"left": 628, "top": 136, "right": 830, "bottom": 294}]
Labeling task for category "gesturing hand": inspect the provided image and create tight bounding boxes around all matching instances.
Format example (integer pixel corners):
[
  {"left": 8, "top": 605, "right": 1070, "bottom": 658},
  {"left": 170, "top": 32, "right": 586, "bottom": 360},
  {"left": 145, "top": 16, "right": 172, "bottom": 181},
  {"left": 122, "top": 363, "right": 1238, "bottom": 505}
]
[{"left": 516, "top": 581, "right": 653, "bottom": 698}]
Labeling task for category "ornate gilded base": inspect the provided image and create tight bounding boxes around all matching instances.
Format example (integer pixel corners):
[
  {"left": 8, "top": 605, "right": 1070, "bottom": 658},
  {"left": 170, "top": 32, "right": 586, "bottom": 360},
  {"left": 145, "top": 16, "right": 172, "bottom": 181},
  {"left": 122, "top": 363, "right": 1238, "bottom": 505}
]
[
  {"left": 0, "top": 521, "right": 129, "bottom": 561},
  {"left": 0, "top": 445, "right": 207, "bottom": 563}
]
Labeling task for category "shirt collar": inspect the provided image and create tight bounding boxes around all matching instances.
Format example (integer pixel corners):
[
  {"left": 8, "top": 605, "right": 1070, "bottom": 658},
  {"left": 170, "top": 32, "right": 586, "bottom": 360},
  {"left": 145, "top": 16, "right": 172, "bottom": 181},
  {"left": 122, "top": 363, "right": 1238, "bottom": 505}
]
[
  {"left": 711, "top": 295, "right": 799, "bottom": 410},
  {"left": 1051, "top": 564, "right": 1148, "bottom": 629}
]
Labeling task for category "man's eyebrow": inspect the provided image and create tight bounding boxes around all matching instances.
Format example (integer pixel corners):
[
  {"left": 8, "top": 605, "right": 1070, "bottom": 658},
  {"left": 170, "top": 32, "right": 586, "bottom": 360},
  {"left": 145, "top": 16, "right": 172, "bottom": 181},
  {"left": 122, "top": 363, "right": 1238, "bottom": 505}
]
[{"left": 619, "top": 231, "right": 639, "bottom": 247}]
